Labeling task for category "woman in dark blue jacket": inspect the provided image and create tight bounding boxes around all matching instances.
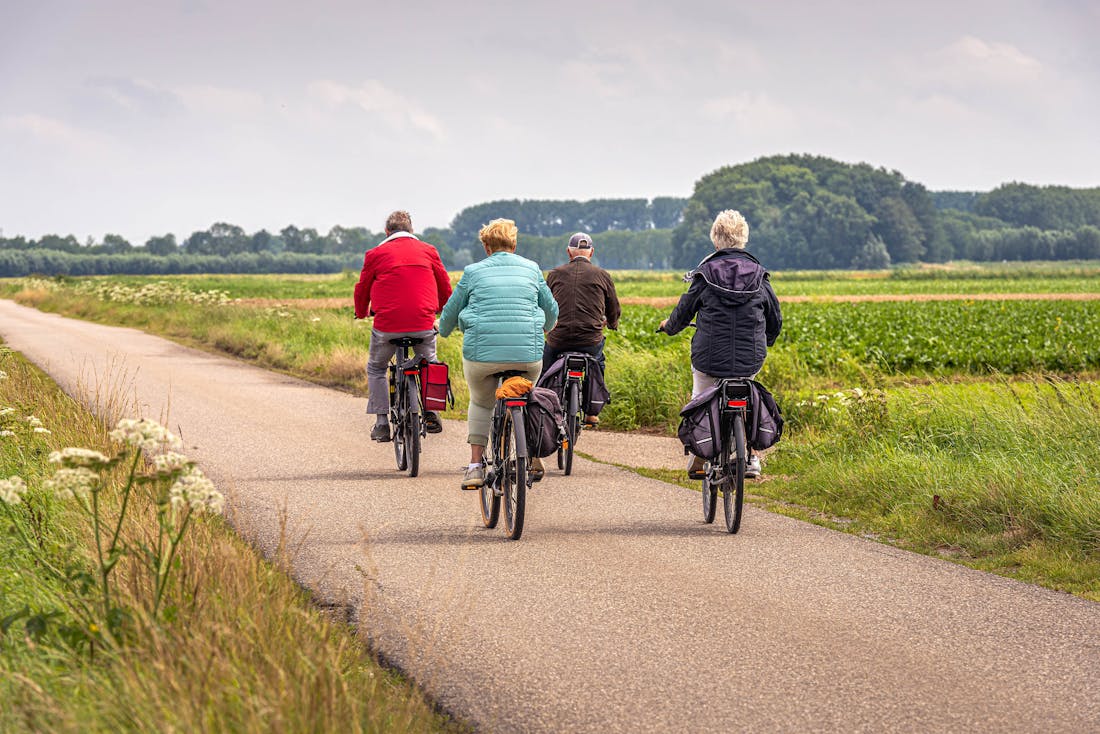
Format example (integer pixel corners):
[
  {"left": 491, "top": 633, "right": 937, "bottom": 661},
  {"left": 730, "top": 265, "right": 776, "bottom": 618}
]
[{"left": 660, "top": 210, "right": 781, "bottom": 477}]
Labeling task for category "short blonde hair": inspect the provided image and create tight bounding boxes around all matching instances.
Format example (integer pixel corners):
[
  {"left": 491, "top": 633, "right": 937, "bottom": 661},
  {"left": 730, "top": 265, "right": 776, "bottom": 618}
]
[
  {"left": 479, "top": 218, "right": 518, "bottom": 253},
  {"left": 711, "top": 209, "right": 749, "bottom": 249}
]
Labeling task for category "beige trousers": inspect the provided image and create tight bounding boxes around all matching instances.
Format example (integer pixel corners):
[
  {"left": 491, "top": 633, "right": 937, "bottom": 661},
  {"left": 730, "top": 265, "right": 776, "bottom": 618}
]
[{"left": 462, "top": 358, "right": 543, "bottom": 445}]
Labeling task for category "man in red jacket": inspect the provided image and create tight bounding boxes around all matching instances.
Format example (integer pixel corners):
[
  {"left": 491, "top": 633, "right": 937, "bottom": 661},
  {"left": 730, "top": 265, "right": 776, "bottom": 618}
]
[{"left": 354, "top": 210, "right": 453, "bottom": 441}]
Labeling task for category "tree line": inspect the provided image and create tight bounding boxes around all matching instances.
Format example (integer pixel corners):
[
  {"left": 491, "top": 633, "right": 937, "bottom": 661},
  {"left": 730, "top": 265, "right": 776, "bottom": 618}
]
[{"left": 672, "top": 155, "right": 1100, "bottom": 269}]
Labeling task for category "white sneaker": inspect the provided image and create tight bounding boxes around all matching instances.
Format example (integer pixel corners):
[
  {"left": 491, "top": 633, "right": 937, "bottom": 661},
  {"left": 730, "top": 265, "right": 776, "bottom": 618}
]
[
  {"left": 461, "top": 463, "right": 485, "bottom": 489},
  {"left": 745, "top": 455, "right": 762, "bottom": 479}
]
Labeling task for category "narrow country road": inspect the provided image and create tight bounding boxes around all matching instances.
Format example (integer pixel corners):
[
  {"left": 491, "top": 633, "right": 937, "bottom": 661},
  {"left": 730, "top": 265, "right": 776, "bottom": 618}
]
[{"left": 2, "top": 299, "right": 1098, "bottom": 733}]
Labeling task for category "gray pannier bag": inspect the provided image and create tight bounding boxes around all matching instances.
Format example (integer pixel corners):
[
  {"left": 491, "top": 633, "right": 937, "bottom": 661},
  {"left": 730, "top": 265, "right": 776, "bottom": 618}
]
[
  {"left": 747, "top": 380, "right": 783, "bottom": 450},
  {"left": 525, "top": 386, "right": 567, "bottom": 458},
  {"left": 676, "top": 384, "right": 722, "bottom": 460}
]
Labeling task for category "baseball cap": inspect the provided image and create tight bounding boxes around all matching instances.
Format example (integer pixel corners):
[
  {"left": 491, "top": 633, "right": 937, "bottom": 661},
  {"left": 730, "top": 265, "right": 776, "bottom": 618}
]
[{"left": 568, "top": 232, "right": 592, "bottom": 249}]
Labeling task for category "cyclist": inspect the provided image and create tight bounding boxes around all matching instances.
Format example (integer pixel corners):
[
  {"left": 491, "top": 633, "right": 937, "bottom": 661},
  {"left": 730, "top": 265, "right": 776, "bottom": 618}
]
[
  {"left": 438, "top": 218, "right": 558, "bottom": 489},
  {"left": 659, "top": 209, "right": 781, "bottom": 478},
  {"left": 354, "top": 210, "right": 453, "bottom": 442},
  {"left": 542, "top": 232, "right": 621, "bottom": 427}
]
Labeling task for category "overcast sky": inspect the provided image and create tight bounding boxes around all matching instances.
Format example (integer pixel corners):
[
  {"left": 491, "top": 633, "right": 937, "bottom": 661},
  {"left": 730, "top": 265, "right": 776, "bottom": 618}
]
[{"left": 2, "top": 0, "right": 1098, "bottom": 244}]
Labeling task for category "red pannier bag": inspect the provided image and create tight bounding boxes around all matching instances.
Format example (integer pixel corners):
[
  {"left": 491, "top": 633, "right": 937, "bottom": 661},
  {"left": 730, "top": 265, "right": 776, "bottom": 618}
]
[{"left": 418, "top": 359, "right": 453, "bottom": 412}]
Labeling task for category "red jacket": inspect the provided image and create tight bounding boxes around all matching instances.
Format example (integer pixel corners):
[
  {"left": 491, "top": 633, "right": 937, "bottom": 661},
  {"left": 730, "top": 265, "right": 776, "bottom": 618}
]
[{"left": 353, "top": 233, "right": 453, "bottom": 332}]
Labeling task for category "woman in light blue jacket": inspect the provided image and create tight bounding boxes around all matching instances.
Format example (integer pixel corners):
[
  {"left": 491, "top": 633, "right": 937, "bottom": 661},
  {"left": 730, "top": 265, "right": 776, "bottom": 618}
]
[{"left": 439, "top": 218, "right": 558, "bottom": 488}]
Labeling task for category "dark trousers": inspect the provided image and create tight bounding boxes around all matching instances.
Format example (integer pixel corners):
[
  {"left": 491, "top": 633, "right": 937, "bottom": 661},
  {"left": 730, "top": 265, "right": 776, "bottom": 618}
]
[{"left": 542, "top": 338, "right": 606, "bottom": 376}]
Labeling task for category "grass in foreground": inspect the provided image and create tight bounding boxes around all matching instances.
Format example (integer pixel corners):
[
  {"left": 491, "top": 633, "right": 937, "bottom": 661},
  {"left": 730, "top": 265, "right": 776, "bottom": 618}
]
[{"left": 0, "top": 346, "right": 463, "bottom": 733}]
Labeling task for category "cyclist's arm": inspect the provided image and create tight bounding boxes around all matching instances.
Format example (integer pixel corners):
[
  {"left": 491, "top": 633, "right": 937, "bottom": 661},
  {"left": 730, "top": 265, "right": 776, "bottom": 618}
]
[
  {"left": 430, "top": 250, "right": 453, "bottom": 311},
  {"left": 537, "top": 272, "right": 558, "bottom": 332},
  {"left": 437, "top": 271, "right": 469, "bottom": 337},
  {"left": 763, "top": 276, "right": 782, "bottom": 346},
  {"left": 604, "top": 273, "right": 621, "bottom": 331},
  {"left": 663, "top": 275, "right": 705, "bottom": 335},
  {"left": 353, "top": 251, "right": 376, "bottom": 319}
]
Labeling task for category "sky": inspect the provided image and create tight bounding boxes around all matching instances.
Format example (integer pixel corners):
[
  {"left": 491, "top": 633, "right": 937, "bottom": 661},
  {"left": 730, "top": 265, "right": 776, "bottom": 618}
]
[{"left": 1, "top": 0, "right": 1098, "bottom": 245}]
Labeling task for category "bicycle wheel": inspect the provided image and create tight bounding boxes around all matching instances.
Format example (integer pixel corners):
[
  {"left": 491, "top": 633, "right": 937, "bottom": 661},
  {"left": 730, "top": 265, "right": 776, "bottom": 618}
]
[
  {"left": 404, "top": 380, "right": 420, "bottom": 477},
  {"left": 723, "top": 415, "right": 746, "bottom": 534},
  {"left": 563, "top": 380, "right": 579, "bottom": 476},
  {"left": 479, "top": 447, "right": 500, "bottom": 529},
  {"left": 501, "top": 407, "right": 527, "bottom": 540},
  {"left": 702, "top": 470, "right": 717, "bottom": 523},
  {"left": 392, "top": 387, "right": 407, "bottom": 472}
]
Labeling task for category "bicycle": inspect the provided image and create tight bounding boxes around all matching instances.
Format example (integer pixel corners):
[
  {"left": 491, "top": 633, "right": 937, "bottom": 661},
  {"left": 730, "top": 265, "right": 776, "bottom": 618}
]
[
  {"left": 475, "top": 370, "right": 532, "bottom": 540},
  {"left": 700, "top": 378, "right": 752, "bottom": 534},
  {"left": 386, "top": 336, "right": 426, "bottom": 477},
  {"left": 554, "top": 352, "right": 589, "bottom": 476},
  {"left": 657, "top": 321, "right": 751, "bottom": 534}
]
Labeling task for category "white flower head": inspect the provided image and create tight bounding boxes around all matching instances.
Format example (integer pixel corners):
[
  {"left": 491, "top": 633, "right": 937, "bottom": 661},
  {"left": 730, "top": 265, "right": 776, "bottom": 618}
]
[
  {"left": 0, "top": 430, "right": 15, "bottom": 438},
  {"left": 49, "top": 447, "right": 111, "bottom": 469},
  {"left": 0, "top": 370, "right": 8, "bottom": 380},
  {"left": 26, "top": 416, "right": 43, "bottom": 427},
  {"left": 45, "top": 467, "right": 100, "bottom": 500},
  {"left": 109, "top": 418, "right": 182, "bottom": 452},
  {"left": 151, "top": 451, "right": 192, "bottom": 476},
  {"left": 33, "top": 427, "right": 52, "bottom": 435},
  {"left": 0, "top": 476, "right": 28, "bottom": 505},
  {"left": 169, "top": 467, "right": 224, "bottom": 515},
  {"left": 0, "top": 407, "right": 16, "bottom": 417}
]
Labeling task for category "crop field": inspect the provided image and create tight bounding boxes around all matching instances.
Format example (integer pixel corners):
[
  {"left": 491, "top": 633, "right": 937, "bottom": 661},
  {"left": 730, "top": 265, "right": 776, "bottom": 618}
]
[{"left": 4, "top": 263, "right": 1100, "bottom": 599}]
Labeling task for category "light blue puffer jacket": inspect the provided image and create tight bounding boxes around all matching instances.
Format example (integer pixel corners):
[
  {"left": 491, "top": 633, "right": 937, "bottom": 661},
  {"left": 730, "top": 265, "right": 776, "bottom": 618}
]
[{"left": 438, "top": 251, "right": 558, "bottom": 363}]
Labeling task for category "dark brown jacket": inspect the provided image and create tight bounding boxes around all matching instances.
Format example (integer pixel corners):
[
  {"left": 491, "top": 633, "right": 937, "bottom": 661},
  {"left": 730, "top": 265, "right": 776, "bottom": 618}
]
[{"left": 545, "top": 257, "right": 621, "bottom": 348}]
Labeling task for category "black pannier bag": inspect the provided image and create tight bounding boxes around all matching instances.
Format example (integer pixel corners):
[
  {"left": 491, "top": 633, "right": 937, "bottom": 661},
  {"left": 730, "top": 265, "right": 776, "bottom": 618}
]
[
  {"left": 536, "top": 354, "right": 611, "bottom": 416},
  {"left": 524, "top": 386, "right": 567, "bottom": 458},
  {"left": 747, "top": 380, "right": 783, "bottom": 450},
  {"left": 677, "top": 385, "right": 722, "bottom": 460}
]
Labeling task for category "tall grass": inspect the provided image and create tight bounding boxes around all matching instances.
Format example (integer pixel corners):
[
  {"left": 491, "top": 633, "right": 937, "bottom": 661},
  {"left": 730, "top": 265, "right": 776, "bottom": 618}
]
[
  {"left": 0, "top": 346, "right": 461, "bottom": 732},
  {"left": 760, "top": 377, "right": 1100, "bottom": 599}
]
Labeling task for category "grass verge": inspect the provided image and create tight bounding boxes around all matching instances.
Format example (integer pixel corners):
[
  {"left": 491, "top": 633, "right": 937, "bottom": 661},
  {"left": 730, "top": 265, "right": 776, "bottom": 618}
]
[{"left": 0, "top": 344, "right": 464, "bottom": 732}]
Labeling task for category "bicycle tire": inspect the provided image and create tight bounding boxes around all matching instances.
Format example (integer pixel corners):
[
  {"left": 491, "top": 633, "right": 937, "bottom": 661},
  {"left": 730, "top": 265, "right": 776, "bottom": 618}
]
[
  {"left": 564, "top": 380, "right": 579, "bottom": 476},
  {"left": 405, "top": 379, "right": 420, "bottom": 477},
  {"left": 392, "top": 386, "right": 407, "bottom": 472},
  {"left": 723, "top": 415, "right": 746, "bottom": 534},
  {"left": 702, "top": 472, "right": 717, "bottom": 523},
  {"left": 479, "top": 436, "right": 500, "bottom": 528},
  {"left": 502, "top": 407, "right": 527, "bottom": 540}
]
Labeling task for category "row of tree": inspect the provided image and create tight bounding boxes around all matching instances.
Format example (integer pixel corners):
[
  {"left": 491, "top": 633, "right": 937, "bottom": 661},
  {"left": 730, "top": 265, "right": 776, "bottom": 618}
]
[{"left": 0, "top": 250, "right": 363, "bottom": 278}]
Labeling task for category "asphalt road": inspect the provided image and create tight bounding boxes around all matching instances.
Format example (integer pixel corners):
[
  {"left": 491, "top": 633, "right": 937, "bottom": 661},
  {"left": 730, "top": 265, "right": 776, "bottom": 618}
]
[{"left": 2, "top": 299, "right": 1098, "bottom": 733}]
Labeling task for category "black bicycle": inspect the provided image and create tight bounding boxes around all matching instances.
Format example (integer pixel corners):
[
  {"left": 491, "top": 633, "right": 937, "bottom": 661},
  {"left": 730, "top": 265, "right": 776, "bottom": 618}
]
[
  {"left": 476, "top": 370, "right": 532, "bottom": 540},
  {"left": 700, "top": 378, "right": 752, "bottom": 534},
  {"left": 387, "top": 337, "right": 425, "bottom": 477},
  {"left": 555, "top": 353, "right": 589, "bottom": 476}
]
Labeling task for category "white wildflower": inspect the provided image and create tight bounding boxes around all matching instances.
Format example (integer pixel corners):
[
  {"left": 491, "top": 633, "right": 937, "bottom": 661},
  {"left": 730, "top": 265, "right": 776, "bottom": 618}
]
[
  {"left": 49, "top": 447, "right": 111, "bottom": 469},
  {"left": 151, "top": 451, "right": 191, "bottom": 475},
  {"left": 0, "top": 407, "right": 15, "bottom": 417},
  {"left": 0, "top": 430, "right": 15, "bottom": 438},
  {"left": 26, "top": 415, "right": 43, "bottom": 427},
  {"left": 0, "top": 476, "right": 28, "bottom": 505},
  {"left": 169, "top": 468, "right": 224, "bottom": 515},
  {"left": 311, "top": 317, "right": 321, "bottom": 322},
  {"left": 45, "top": 467, "right": 100, "bottom": 500},
  {"left": 33, "top": 427, "right": 52, "bottom": 434},
  {"left": 0, "top": 370, "right": 7, "bottom": 380},
  {"left": 109, "top": 418, "right": 182, "bottom": 452}
]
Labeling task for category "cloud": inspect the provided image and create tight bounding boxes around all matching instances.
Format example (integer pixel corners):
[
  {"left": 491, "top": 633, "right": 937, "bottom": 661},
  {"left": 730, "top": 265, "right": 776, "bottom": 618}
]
[
  {"left": 308, "top": 80, "right": 446, "bottom": 141},
  {"left": 173, "top": 84, "right": 266, "bottom": 118},
  {"left": 700, "top": 92, "right": 797, "bottom": 136},
  {"left": 0, "top": 113, "right": 110, "bottom": 157},
  {"left": 85, "top": 76, "right": 187, "bottom": 117},
  {"left": 931, "top": 35, "right": 1044, "bottom": 88}
]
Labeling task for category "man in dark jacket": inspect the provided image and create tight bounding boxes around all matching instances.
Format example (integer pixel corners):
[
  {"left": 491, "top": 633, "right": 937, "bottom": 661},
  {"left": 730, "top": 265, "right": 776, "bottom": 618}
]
[
  {"left": 543, "top": 232, "right": 621, "bottom": 426},
  {"left": 660, "top": 210, "right": 781, "bottom": 477}
]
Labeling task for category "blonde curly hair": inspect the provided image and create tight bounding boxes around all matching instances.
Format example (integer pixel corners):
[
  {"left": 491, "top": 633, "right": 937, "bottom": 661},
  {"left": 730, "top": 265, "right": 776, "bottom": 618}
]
[
  {"left": 479, "top": 218, "right": 519, "bottom": 253},
  {"left": 711, "top": 209, "right": 749, "bottom": 249}
]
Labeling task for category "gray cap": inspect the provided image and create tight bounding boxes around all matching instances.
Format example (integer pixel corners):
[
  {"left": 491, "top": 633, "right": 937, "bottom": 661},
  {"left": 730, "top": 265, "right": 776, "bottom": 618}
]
[{"left": 568, "top": 232, "right": 592, "bottom": 249}]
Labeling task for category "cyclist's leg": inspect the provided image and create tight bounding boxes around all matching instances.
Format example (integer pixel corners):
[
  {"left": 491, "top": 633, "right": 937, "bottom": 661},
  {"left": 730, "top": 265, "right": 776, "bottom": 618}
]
[
  {"left": 687, "top": 367, "right": 719, "bottom": 475},
  {"left": 406, "top": 330, "right": 441, "bottom": 431},
  {"left": 367, "top": 329, "right": 400, "bottom": 440},
  {"left": 541, "top": 341, "right": 562, "bottom": 375}
]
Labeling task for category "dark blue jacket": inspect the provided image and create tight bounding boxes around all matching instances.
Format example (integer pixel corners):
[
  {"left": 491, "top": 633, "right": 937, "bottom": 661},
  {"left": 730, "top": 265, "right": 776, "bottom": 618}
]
[{"left": 664, "top": 249, "right": 782, "bottom": 377}]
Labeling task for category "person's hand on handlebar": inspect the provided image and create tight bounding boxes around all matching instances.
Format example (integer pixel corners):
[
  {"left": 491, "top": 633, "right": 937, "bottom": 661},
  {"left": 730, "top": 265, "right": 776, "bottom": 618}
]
[{"left": 657, "top": 318, "right": 669, "bottom": 333}]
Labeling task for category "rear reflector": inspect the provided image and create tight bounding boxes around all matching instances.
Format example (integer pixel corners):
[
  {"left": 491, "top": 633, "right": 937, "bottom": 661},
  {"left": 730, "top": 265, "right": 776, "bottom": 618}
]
[
  {"left": 505, "top": 400, "right": 527, "bottom": 407},
  {"left": 567, "top": 371, "right": 584, "bottom": 378},
  {"left": 727, "top": 400, "right": 747, "bottom": 407}
]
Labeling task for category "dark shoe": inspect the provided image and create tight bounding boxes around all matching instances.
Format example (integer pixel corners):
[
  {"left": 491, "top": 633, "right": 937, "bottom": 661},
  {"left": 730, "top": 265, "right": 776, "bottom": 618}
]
[
  {"left": 371, "top": 423, "right": 392, "bottom": 442},
  {"left": 529, "top": 456, "right": 544, "bottom": 482},
  {"left": 461, "top": 463, "right": 485, "bottom": 489},
  {"left": 687, "top": 454, "right": 707, "bottom": 480},
  {"left": 424, "top": 411, "right": 443, "bottom": 434}
]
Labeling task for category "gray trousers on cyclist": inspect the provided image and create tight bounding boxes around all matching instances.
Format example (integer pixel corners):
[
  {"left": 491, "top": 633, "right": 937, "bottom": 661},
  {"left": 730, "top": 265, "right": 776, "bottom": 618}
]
[
  {"left": 692, "top": 368, "right": 758, "bottom": 399},
  {"left": 366, "top": 328, "right": 437, "bottom": 415},
  {"left": 462, "top": 358, "right": 542, "bottom": 446}
]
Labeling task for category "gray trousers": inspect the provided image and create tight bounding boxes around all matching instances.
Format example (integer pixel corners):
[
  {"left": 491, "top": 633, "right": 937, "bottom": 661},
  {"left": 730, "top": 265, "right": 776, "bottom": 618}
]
[{"left": 366, "top": 329, "right": 437, "bottom": 415}]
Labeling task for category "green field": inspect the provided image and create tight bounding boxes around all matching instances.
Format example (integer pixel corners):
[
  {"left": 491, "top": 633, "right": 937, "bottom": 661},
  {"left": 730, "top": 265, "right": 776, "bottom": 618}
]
[{"left": 3, "top": 264, "right": 1100, "bottom": 601}]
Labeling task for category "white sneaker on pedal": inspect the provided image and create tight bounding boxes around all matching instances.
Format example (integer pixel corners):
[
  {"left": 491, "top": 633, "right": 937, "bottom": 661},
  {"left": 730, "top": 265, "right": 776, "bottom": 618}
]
[
  {"left": 745, "top": 455, "right": 762, "bottom": 479},
  {"left": 461, "top": 463, "right": 485, "bottom": 489}
]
